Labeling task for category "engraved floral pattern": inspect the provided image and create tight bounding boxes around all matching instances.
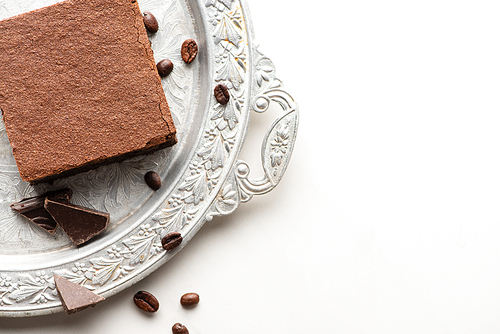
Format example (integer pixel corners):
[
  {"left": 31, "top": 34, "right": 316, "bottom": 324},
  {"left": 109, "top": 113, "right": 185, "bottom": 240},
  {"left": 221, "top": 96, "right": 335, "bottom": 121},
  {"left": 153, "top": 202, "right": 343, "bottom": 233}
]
[
  {"left": 0, "top": 171, "right": 40, "bottom": 243},
  {"left": 122, "top": 224, "right": 163, "bottom": 265},
  {"left": 54, "top": 262, "right": 95, "bottom": 290},
  {"left": 7, "top": 271, "right": 57, "bottom": 305},
  {"left": 0, "top": 274, "right": 14, "bottom": 306},
  {"left": 255, "top": 64, "right": 274, "bottom": 88},
  {"left": 0, "top": 0, "right": 19, "bottom": 18},
  {"left": 270, "top": 124, "right": 290, "bottom": 168},
  {"left": 54, "top": 155, "right": 159, "bottom": 212}
]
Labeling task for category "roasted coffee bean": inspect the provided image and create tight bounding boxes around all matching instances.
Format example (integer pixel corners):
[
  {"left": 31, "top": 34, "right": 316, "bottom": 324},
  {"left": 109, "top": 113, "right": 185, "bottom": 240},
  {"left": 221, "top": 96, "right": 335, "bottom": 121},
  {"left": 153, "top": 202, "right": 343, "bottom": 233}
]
[
  {"left": 145, "top": 171, "right": 161, "bottom": 190},
  {"left": 143, "top": 12, "right": 158, "bottom": 33},
  {"left": 172, "top": 323, "right": 189, "bottom": 334},
  {"left": 133, "top": 291, "right": 159, "bottom": 313},
  {"left": 161, "top": 232, "right": 182, "bottom": 251},
  {"left": 181, "top": 39, "right": 198, "bottom": 63},
  {"left": 157, "top": 59, "right": 174, "bottom": 77},
  {"left": 214, "top": 84, "right": 230, "bottom": 105},
  {"left": 180, "top": 293, "right": 199, "bottom": 307}
]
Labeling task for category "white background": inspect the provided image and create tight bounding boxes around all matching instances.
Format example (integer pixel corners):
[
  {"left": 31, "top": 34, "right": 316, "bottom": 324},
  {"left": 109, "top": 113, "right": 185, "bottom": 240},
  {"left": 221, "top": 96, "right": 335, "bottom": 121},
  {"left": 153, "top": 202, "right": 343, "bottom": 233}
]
[{"left": 4, "top": 0, "right": 500, "bottom": 332}]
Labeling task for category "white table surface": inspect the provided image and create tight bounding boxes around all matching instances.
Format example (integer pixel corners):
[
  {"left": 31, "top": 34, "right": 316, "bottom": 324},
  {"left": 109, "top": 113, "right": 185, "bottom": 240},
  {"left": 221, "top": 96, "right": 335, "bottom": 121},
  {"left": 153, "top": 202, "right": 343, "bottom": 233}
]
[{"left": 4, "top": 0, "right": 500, "bottom": 332}]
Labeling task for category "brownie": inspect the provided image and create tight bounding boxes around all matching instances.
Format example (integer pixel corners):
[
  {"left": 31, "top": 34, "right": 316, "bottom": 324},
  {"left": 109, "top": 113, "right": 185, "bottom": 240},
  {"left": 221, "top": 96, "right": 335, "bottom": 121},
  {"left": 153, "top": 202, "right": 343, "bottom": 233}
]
[{"left": 0, "top": 0, "right": 177, "bottom": 184}]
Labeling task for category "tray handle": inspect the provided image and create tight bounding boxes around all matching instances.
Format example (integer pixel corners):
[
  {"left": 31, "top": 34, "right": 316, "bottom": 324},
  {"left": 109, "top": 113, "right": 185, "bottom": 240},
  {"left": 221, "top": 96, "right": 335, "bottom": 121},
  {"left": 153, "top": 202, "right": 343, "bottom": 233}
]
[
  {"left": 236, "top": 85, "right": 298, "bottom": 202},
  {"left": 235, "top": 48, "right": 298, "bottom": 202},
  {"left": 207, "top": 47, "right": 298, "bottom": 220}
]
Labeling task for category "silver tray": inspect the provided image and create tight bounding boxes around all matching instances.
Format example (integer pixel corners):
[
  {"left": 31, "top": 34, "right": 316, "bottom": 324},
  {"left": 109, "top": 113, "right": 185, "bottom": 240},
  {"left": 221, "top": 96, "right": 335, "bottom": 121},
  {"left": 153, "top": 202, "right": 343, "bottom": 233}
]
[{"left": 0, "top": 0, "right": 298, "bottom": 317}]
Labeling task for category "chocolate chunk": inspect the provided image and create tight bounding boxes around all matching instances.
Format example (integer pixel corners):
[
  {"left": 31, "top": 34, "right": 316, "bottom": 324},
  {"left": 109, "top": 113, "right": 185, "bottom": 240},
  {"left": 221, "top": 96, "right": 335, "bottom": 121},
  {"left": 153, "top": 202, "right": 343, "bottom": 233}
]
[
  {"left": 10, "top": 189, "right": 72, "bottom": 234},
  {"left": 54, "top": 274, "right": 105, "bottom": 315},
  {"left": 143, "top": 12, "right": 158, "bottom": 33},
  {"left": 214, "top": 84, "right": 230, "bottom": 105},
  {"left": 181, "top": 39, "right": 198, "bottom": 63},
  {"left": 44, "top": 199, "right": 109, "bottom": 246},
  {"left": 157, "top": 59, "right": 174, "bottom": 77}
]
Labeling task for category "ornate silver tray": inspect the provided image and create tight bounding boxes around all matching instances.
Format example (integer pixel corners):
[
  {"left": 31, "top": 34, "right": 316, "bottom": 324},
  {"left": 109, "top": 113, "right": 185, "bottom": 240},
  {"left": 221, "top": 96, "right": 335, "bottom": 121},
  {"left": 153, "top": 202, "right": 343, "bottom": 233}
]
[{"left": 0, "top": 0, "right": 298, "bottom": 317}]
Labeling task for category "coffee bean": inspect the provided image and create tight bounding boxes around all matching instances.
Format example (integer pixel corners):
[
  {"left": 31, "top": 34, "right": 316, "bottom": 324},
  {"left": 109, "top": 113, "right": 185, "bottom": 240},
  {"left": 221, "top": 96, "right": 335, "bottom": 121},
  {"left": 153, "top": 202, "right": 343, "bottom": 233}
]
[
  {"left": 161, "top": 232, "right": 182, "bottom": 251},
  {"left": 181, "top": 39, "right": 198, "bottom": 64},
  {"left": 157, "top": 59, "right": 174, "bottom": 77},
  {"left": 145, "top": 171, "right": 161, "bottom": 190},
  {"left": 172, "top": 323, "right": 189, "bottom": 334},
  {"left": 180, "top": 293, "right": 199, "bottom": 307},
  {"left": 214, "top": 84, "right": 230, "bottom": 105},
  {"left": 133, "top": 291, "right": 159, "bottom": 313},
  {"left": 143, "top": 12, "right": 158, "bottom": 33}
]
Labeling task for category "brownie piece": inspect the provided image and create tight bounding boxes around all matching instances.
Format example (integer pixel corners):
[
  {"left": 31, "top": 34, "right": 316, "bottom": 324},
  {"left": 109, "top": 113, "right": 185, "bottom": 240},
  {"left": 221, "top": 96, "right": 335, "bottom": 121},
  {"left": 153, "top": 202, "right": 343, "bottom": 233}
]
[{"left": 0, "top": 0, "right": 177, "bottom": 184}]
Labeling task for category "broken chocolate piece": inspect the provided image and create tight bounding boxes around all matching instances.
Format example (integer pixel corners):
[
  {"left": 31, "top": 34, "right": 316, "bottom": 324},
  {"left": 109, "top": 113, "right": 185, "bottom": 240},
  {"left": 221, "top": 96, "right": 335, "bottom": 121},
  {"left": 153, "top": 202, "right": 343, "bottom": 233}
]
[
  {"left": 44, "top": 199, "right": 109, "bottom": 246},
  {"left": 54, "top": 274, "right": 105, "bottom": 315},
  {"left": 10, "top": 189, "right": 72, "bottom": 234}
]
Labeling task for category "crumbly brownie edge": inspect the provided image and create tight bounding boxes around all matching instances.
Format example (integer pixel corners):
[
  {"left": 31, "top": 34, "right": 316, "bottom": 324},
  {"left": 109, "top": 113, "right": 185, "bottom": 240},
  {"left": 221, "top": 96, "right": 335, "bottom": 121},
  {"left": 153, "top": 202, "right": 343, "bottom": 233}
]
[{"left": 30, "top": 133, "right": 176, "bottom": 184}]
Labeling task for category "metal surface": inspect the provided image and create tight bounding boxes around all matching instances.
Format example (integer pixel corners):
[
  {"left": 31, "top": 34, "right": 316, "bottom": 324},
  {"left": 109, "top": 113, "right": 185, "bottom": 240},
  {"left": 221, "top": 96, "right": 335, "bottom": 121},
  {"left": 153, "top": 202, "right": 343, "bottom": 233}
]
[{"left": 0, "top": 0, "right": 298, "bottom": 317}]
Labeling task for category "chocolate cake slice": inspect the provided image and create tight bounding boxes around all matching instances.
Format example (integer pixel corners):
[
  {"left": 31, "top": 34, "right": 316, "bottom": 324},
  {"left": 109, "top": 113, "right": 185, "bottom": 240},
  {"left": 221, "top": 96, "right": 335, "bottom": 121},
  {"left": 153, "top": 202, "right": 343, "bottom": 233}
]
[{"left": 0, "top": 0, "right": 177, "bottom": 184}]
